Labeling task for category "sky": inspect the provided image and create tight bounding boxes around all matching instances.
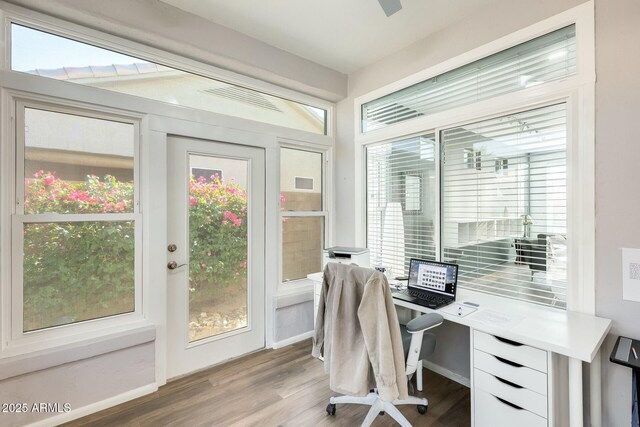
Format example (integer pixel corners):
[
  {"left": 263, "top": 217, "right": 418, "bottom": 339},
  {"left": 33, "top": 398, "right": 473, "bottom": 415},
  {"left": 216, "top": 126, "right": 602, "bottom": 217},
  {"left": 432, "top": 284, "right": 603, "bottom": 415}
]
[{"left": 11, "top": 24, "right": 150, "bottom": 71}]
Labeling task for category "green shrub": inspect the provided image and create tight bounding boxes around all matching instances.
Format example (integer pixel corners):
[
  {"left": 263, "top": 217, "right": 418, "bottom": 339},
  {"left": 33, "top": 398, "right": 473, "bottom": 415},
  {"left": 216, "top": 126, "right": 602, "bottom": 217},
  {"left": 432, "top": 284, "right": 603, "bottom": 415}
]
[
  {"left": 188, "top": 175, "right": 247, "bottom": 299},
  {"left": 22, "top": 171, "right": 247, "bottom": 330}
]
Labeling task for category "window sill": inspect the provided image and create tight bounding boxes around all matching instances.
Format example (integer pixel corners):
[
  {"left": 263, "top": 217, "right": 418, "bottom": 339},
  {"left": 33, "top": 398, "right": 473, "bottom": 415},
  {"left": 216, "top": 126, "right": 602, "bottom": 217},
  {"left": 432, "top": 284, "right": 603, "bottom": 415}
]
[
  {"left": 275, "top": 278, "right": 315, "bottom": 308},
  {"left": 0, "top": 324, "right": 155, "bottom": 381}
]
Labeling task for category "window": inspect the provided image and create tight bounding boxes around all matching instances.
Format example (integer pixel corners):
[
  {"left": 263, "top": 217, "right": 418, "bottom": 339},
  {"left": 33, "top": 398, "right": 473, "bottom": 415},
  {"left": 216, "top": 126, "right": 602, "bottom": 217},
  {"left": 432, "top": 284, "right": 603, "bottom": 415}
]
[
  {"left": 366, "top": 106, "right": 568, "bottom": 308},
  {"left": 366, "top": 135, "right": 437, "bottom": 276},
  {"left": 14, "top": 102, "right": 140, "bottom": 334},
  {"left": 361, "top": 25, "right": 576, "bottom": 132},
  {"left": 10, "top": 24, "right": 327, "bottom": 135},
  {"left": 442, "top": 104, "right": 567, "bottom": 307},
  {"left": 281, "top": 148, "right": 325, "bottom": 282},
  {"left": 359, "top": 6, "right": 595, "bottom": 312}
]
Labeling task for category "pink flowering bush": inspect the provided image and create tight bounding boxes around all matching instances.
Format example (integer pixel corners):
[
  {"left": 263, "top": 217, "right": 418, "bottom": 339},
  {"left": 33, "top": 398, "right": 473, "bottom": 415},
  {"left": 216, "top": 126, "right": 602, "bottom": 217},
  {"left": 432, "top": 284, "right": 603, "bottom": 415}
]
[
  {"left": 23, "top": 172, "right": 136, "bottom": 330},
  {"left": 24, "top": 171, "right": 134, "bottom": 214},
  {"left": 188, "top": 175, "right": 247, "bottom": 298},
  {"left": 22, "top": 171, "right": 247, "bottom": 329}
]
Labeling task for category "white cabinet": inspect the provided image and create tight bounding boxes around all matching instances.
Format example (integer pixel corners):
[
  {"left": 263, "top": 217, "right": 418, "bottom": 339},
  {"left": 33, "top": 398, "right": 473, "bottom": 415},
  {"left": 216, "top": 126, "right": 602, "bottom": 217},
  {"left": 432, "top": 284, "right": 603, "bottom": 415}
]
[
  {"left": 446, "top": 218, "right": 521, "bottom": 246},
  {"left": 472, "top": 330, "right": 552, "bottom": 427},
  {"left": 475, "top": 388, "right": 547, "bottom": 427}
]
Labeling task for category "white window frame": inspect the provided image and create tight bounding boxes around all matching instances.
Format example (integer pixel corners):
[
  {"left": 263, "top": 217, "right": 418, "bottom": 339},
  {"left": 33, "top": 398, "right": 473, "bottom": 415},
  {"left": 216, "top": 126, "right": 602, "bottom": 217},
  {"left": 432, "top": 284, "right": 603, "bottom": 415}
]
[
  {"left": 0, "top": 0, "right": 336, "bottom": 365},
  {"left": 353, "top": 1, "right": 595, "bottom": 314},
  {"left": 1, "top": 95, "right": 145, "bottom": 357},
  {"left": 0, "top": 3, "right": 335, "bottom": 139},
  {"left": 278, "top": 141, "right": 332, "bottom": 292}
]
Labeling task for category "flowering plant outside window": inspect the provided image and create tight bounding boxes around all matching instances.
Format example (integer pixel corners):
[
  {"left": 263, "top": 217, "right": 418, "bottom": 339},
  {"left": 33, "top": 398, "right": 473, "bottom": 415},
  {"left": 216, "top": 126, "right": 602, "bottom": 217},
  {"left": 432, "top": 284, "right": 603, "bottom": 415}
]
[
  {"left": 22, "top": 171, "right": 247, "bottom": 330},
  {"left": 188, "top": 175, "right": 247, "bottom": 299}
]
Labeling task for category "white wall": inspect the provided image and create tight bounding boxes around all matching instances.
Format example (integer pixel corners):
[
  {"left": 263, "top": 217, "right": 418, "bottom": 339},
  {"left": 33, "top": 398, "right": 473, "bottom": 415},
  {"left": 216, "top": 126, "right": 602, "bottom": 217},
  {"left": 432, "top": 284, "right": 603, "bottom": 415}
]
[
  {"left": 0, "top": 343, "right": 154, "bottom": 426},
  {"left": 280, "top": 148, "right": 322, "bottom": 193},
  {"left": 594, "top": 1, "right": 640, "bottom": 425}
]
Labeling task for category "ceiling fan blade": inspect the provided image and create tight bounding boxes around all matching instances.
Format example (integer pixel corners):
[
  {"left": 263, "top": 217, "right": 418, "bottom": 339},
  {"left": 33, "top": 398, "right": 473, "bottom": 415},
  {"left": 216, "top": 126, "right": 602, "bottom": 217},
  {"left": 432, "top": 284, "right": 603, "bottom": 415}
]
[{"left": 378, "top": 0, "right": 402, "bottom": 17}]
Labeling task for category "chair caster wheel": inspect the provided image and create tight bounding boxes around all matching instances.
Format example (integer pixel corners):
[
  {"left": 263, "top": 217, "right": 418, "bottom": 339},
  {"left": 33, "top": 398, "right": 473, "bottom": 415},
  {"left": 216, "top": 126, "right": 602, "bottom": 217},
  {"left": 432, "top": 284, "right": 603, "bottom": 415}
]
[
  {"left": 326, "top": 403, "right": 336, "bottom": 416},
  {"left": 417, "top": 404, "right": 428, "bottom": 414},
  {"left": 379, "top": 411, "right": 385, "bottom": 416}
]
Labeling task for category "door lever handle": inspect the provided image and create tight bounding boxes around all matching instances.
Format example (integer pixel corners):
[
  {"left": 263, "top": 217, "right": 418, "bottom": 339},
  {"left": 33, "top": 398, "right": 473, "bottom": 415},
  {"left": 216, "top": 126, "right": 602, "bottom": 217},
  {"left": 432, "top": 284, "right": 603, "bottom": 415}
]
[{"left": 168, "top": 261, "right": 187, "bottom": 270}]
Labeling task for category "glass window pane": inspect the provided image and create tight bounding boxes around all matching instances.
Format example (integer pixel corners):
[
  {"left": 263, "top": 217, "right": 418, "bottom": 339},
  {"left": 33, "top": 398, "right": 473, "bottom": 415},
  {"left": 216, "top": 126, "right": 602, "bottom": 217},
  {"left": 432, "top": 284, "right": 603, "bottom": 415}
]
[
  {"left": 189, "top": 154, "right": 248, "bottom": 342},
  {"left": 24, "top": 108, "right": 134, "bottom": 214},
  {"left": 12, "top": 24, "right": 327, "bottom": 135},
  {"left": 23, "top": 221, "right": 135, "bottom": 332},
  {"left": 280, "top": 148, "right": 322, "bottom": 211},
  {"left": 366, "top": 135, "right": 437, "bottom": 277},
  {"left": 441, "top": 103, "right": 567, "bottom": 308},
  {"left": 362, "top": 25, "right": 576, "bottom": 132},
  {"left": 282, "top": 217, "right": 324, "bottom": 281}
]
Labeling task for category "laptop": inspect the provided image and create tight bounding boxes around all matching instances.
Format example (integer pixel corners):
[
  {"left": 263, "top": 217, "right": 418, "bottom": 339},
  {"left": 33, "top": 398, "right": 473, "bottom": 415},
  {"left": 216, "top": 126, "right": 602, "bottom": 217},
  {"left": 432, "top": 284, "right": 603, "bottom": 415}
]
[{"left": 392, "top": 258, "right": 458, "bottom": 309}]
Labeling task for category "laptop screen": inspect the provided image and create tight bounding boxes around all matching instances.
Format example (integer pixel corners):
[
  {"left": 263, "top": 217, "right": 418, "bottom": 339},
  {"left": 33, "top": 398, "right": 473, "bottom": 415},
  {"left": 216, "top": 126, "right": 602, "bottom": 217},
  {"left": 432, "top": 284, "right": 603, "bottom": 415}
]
[{"left": 408, "top": 259, "right": 458, "bottom": 297}]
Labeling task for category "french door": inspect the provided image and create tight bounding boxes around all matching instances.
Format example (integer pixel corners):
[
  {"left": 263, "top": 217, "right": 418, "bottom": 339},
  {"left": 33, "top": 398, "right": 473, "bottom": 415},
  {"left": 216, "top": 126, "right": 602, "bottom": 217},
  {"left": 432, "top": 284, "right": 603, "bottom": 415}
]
[{"left": 166, "top": 135, "right": 265, "bottom": 379}]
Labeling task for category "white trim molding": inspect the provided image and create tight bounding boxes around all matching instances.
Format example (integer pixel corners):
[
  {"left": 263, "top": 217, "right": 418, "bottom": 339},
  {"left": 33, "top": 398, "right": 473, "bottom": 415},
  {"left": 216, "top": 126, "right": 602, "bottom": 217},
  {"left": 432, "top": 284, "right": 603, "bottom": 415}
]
[
  {"left": 26, "top": 383, "right": 158, "bottom": 427},
  {"left": 271, "top": 330, "right": 314, "bottom": 350}
]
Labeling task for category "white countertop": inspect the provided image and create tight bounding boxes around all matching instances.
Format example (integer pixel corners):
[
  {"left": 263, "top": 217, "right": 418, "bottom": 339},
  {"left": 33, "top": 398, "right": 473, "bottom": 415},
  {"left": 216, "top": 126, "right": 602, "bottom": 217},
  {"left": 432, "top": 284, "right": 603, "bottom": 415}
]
[{"left": 393, "top": 286, "right": 611, "bottom": 363}]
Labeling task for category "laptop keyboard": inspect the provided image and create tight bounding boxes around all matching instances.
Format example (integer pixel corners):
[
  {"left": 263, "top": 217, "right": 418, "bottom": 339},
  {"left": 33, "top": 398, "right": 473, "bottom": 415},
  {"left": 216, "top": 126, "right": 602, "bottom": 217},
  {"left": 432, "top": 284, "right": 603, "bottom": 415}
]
[{"left": 395, "top": 288, "right": 450, "bottom": 306}]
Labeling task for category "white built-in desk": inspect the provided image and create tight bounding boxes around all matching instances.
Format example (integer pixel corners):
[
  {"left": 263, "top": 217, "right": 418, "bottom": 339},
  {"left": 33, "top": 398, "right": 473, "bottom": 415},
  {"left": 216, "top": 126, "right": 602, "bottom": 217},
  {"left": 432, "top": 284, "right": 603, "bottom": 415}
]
[{"left": 309, "top": 273, "right": 612, "bottom": 427}]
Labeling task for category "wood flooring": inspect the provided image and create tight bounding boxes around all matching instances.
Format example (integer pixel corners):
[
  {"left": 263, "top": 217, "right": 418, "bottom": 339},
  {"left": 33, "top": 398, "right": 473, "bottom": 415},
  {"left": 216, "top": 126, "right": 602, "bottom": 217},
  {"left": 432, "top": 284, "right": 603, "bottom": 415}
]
[{"left": 64, "top": 339, "right": 470, "bottom": 427}]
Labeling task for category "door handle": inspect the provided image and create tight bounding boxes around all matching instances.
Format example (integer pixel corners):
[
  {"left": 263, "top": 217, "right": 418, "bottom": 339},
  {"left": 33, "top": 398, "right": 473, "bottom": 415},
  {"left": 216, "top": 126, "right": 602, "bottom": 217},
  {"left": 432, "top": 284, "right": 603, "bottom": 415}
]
[{"left": 168, "top": 261, "right": 187, "bottom": 270}]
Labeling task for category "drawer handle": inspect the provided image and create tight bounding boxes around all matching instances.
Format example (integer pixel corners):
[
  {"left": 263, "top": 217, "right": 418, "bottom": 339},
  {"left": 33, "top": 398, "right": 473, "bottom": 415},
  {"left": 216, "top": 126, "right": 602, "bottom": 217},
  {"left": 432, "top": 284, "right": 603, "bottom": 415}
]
[
  {"left": 494, "top": 355, "right": 524, "bottom": 368},
  {"left": 495, "top": 375, "right": 523, "bottom": 389},
  {"left": 494, "top": 336, "right": 524, "bottom": 347},
  {"left": 495, "top": 396, "right": 524, "bottom": 411}
]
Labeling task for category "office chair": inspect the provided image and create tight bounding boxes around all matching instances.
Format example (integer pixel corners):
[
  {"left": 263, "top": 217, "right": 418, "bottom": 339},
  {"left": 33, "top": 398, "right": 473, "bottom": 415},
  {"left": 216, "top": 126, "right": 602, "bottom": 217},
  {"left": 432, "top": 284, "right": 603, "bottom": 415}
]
[{"left": 313, "top": 263, "right": 443, "bottom": 427}]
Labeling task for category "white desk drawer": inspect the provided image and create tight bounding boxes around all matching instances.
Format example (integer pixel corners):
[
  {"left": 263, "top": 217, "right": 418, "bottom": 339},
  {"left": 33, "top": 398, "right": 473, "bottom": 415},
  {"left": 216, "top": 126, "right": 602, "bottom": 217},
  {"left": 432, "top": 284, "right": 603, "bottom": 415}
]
[
  {"left": 474, "top": 388, "right": 547, "bottom": 427},
  {"left": 474, "top": 330, "right": 547, "bottom": 373},
  {"left": 474, "top": 369, "right": 547, "bottom": 418},
  {"left": 474, "top": 349, "right": 547, "bottom": 395}
]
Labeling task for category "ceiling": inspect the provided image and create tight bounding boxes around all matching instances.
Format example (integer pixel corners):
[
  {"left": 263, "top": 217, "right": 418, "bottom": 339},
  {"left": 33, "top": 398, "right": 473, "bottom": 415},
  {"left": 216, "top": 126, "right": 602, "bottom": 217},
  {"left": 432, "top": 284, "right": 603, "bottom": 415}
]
[{"left": 160, "top": 0, "right": 497, "bottom": 74}]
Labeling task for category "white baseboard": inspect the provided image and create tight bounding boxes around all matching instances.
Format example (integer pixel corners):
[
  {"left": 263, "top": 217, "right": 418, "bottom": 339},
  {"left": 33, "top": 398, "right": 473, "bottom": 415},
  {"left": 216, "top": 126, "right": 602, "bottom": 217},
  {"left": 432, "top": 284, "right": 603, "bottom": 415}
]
[
  {"left": 27, "top": 383, "right": 157, "bottom": 427},
  {"left": 272, "top": 330, "right": 314, "bottom": 349},
  {"left": 422, "top": 360, "right": 470, "bottom": 388}
]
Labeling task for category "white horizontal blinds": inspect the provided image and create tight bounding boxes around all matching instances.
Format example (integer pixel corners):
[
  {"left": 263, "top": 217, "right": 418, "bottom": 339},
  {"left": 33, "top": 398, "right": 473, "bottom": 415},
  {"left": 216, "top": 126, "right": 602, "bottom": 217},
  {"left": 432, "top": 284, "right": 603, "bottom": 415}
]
[
  {"left": 362, "top": 25, "right": 576, "bottom": 132},
  {"left": 441, "top": 103, "right": 567, "bottom": 308},
  {"left": 366, "top": 135, "right": 436, "bottom": 276}
]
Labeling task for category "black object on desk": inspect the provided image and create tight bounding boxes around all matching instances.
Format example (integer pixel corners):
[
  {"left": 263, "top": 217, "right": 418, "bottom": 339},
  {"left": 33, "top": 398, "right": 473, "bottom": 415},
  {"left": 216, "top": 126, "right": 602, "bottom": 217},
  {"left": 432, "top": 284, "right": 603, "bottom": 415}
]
[
  {"left": 610, "top": 336, "right": 640, "bottom": 370},
  {"left": 610, "top": 336, "right": 640, "bottom": 427}
]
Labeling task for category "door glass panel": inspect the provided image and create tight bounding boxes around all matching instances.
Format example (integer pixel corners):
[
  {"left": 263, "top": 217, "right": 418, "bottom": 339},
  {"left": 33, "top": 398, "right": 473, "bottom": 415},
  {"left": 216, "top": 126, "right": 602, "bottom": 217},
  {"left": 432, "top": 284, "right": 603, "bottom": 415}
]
[{"left": 188, "top": 154, "right": 248, "bottom": 342}]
